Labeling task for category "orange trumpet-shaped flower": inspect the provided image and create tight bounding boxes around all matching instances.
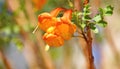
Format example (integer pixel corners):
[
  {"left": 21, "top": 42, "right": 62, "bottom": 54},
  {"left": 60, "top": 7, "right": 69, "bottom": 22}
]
[
  {"left": 38, "top": 8, "right": 64, "bottom": 32},
  {"left": 37, "top": 8, "right": 76, "bottom": 47}
]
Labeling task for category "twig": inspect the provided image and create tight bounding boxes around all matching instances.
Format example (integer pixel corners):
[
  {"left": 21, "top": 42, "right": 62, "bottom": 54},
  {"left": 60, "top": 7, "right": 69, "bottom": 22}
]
[
  {"left": 74, "top": 0, "right": 95, "bottom": 69},
  {"left": 84, "top": 0, "right": 95, "bottom": 69}
]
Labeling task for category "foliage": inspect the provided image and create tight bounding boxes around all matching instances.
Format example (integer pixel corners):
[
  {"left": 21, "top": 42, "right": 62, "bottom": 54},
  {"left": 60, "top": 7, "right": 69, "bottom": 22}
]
[
  {"left": 72, "top": 5, "right": 114, "bottom": 33},
  {"left": 0, "top": 3, "right": 22, "bottom": 50}
]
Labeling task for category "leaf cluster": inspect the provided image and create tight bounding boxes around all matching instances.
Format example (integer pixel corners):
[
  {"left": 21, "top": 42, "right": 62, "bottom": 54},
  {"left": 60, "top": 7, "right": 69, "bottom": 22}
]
[{"left": 72, "top": 5, "right": 114, "bottom": 33}]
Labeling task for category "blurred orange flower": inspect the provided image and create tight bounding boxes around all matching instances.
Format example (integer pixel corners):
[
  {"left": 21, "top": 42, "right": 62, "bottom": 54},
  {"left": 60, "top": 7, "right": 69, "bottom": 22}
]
[{"left": 38, "top": 8, "right": 76, "bottom": 47}]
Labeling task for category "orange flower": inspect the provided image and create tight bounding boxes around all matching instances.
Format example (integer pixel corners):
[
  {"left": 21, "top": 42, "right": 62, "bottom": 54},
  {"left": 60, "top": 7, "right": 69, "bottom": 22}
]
[
  {"left": 38, "top": 8, "right": 64, "bottom": 31},
  {"left": 43, "top": 33, "right": 64, "bottom": 47},
  {"left": 55, "top": 23, "right": 76, "bottom": 40},
  {"left": 43, "top": 23, "right": 76, "bottom": 46},
  {"left": 55, "top": 10, "right": 76, "bottom": 40},
  {"left": 38, "top": 8, "right": 76, "bottom": 47},
  {"left": 43, "top": 32, "right": 64, "bottom": 47},
  {"left": 38, "top": 15, "right": 57, "bottom": 31}
]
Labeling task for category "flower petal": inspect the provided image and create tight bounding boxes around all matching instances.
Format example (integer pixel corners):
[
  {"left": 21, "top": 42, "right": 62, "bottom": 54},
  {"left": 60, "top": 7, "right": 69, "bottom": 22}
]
[
  {"left": 38, "top": 13, "right": 51, "bottom": 22},
  {"left": 50, "top": 8, "right": 65, "bottom": 17},
  {"left": 43, "top": 33, "right": 64, "bottom": 47},
  {"left": 69, "top": 23, "right": 77, "bottom": 34},
  {"left": 38, "top": 13, "right": 57, "bottom": 31},
  {"left": 56, "top": 23, "right": 72, "bottom": 40},
  {"left": 61, "top": 9, "right": 72, "bottom": 23}
]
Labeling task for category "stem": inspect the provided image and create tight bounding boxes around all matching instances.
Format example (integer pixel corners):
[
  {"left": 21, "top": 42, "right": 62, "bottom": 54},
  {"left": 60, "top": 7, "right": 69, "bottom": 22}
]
[
  {"left": 74, "top": 0, "right": 95, "bottom": 69},
  {"left": 86, "top": 26, "right": 94, "bottom": 69},
  {"left": 84, "top": 0, "right": 95, "bottom": 68}
]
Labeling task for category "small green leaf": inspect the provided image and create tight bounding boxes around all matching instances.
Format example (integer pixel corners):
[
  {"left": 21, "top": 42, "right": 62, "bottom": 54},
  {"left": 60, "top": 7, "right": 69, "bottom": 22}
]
[
  {"left": 89, "top": 23, "right": 96, "bottom": 30},
  {"left": 97, "top": 20, "right": 107, "bottom": 27},
  {"left": 81, "top": 23, "right": 86, "bottom": 29},
  {"left": 82, "top": 15, "right": 91, "bottom": 21},
  {"left": 105, "top": 11, "right": 113, "bottom": 16},
  {"left": 83, "top": 11, "right": 91, "bottom": 16},
  {"left": 99, "top": 8, "right": 104, "bottom": 16},
  {"left": 83, "top": 5, "right": 91, "bottom": 16},
  {"left": 89, "top": 23, "right": 99, "bottom": 33},
  {"left": 83, "top": 5, "right": 90, "bottom": 11},
  {"left": 92, "top": 28, "right": 99, "bottom": 33},
  {"left": 104, "top": 5, "right": 114, "bottom": 16},
  {"left": 93, "top": 14, "right": 102, "bottom": 22}
]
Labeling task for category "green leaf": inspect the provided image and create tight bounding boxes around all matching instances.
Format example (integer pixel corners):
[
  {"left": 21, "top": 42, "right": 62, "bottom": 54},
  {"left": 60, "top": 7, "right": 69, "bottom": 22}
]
[
  {"left": 82, "top": 15, "right": 91, "bottom": 21},
  {"left": 92, "top": 28, "right": 99, "bottom": 33},
  {"left": 89, "top": 23, "right": 96, "bottom": 30},
  {"left": 83, "top": 5, "right": 91, "bottom": 16},
  {"left": 83, "top": 10, "right": 91, "bottom": 16},
  {"left": 99, "top": 8, "right": 104, "bottom": 16},
  {"left": 81, "top": 23, "right": 86, "bottom": 29},
  {"left": 83, "top": 5, "right": 90, "bottom": 11},
  {"left": 98, "top": 5, "right": 113, "bottom": 16},
  {"left": 93, "top": 14, "right": 102, "bottom": 22},
  {"left": 105, "top": 11, "right": 113, "bottom": 15},
  {"left": 104, "top": 5, "right": 114, "bottom": 16},
  {"left": 97, "top": 20, "right": 107, "bottom": 27},
  {"left": 89, "top": 23, "right": 99, "bottom": 33}
]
